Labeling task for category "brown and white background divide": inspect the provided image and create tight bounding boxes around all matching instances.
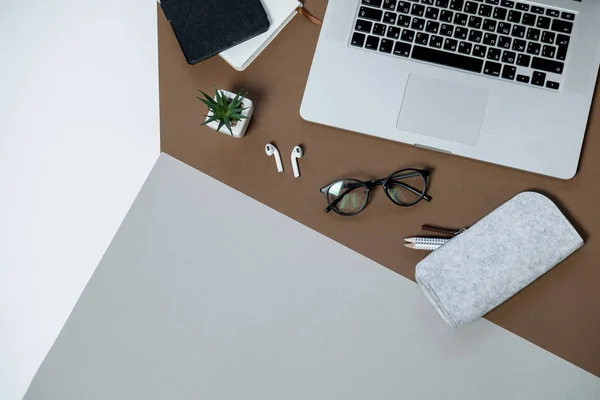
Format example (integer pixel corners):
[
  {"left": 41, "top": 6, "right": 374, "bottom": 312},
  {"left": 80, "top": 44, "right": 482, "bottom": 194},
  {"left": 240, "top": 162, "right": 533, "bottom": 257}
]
[{"left": 158, "top": 1, "right": 600, "bottom": 377}]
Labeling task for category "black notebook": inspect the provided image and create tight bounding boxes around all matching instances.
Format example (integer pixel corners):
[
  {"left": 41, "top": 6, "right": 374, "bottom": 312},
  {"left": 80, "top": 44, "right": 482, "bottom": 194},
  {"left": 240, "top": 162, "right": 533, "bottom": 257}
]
[{"left": 161, "top": 0, "right": 271, "bottom": 65}]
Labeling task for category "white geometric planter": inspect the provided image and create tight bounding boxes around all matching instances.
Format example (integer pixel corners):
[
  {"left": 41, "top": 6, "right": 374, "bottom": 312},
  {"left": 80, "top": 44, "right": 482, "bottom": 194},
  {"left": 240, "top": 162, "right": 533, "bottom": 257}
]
[{"left": 205, "top": 89, "right": 254, "bottom": 138}]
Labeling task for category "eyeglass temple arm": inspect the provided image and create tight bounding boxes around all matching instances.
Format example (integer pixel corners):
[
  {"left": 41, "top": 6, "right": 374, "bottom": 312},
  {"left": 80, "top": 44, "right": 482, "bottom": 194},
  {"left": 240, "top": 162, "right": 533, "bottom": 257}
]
[
  {"left": 368, "top": 177, "right": 432, "bottom": 202},
  {"left": 388, "top": 179, "right": 432, "bottom": 201}
]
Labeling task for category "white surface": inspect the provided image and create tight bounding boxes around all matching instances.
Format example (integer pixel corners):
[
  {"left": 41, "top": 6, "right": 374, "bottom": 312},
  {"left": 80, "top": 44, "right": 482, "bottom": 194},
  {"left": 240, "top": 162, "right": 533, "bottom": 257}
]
[
  {"left": 220, "top": 0, "right": 301, "bottom": 71},
  {"left": 23, "top": 154, "right": 600, "bottom": 400},
  {"left": 0, "top": 1, "right": 159, "bottom": 399},
  {"left": 301, "top": 0, "right": 600, "bottom": 178}
]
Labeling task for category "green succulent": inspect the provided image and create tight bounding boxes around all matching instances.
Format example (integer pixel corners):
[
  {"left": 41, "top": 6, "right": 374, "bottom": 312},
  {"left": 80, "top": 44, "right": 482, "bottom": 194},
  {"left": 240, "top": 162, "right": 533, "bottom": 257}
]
[{"left": 198, "top": 87, "right": 248, "bottom": 135}]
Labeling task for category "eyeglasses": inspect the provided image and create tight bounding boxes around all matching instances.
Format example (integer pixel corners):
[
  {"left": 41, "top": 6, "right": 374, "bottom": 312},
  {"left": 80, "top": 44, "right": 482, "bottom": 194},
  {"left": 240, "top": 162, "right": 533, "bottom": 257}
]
[{"left": 319, "top": 169, "right": 432, "bottom": 216}]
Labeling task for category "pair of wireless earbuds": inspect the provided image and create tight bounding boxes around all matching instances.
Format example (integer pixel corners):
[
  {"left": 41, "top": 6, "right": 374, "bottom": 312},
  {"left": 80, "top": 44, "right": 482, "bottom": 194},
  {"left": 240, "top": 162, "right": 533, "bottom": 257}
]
[{"left": 265, "top": 143, "right": 303, "bottom": 178}]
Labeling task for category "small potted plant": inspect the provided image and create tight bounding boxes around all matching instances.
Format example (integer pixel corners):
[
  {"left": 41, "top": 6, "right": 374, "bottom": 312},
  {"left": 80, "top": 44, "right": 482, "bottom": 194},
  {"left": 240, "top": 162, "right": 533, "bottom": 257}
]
[{"left": 197, "top": 87, "right": 254, "bottom": 138}]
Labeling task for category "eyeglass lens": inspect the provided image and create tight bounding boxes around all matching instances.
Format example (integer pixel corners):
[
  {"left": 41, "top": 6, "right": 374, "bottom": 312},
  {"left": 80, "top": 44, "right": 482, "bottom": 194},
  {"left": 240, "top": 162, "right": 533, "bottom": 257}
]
[
  {"left": 385, "top": 170, "right": 426, "bottom": 206},
  {"left": 326, "top": 179, "right": 368, "bottom": 215}
]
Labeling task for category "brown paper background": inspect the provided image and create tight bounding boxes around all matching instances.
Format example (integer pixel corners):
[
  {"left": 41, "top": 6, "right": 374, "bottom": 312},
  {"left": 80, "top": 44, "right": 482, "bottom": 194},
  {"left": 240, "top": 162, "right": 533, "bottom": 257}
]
[{"left": 158, "top": 1, "right": 600, "bottom": 376}]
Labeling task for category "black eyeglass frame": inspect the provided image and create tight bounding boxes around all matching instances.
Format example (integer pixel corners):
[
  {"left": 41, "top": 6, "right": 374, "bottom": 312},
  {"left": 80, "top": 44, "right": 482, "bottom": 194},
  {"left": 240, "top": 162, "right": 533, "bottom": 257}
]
[{"left": 319, "top": 169, "right": 432, "bottom": 216}]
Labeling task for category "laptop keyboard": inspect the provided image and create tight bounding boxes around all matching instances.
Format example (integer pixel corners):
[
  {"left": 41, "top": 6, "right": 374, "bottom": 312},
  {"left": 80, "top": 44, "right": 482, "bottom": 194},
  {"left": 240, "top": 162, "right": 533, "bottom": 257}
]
[{"left": 350, "top": 0, "right": 576, "bottom": 91}]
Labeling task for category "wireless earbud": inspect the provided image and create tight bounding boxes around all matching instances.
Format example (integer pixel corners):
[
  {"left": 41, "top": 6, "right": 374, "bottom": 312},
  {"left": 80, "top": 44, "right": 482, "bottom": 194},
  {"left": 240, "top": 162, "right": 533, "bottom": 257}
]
[
  {"left": 291, "top": 145, "right": 303, "bottom": 178},
  {"left": 265, "top": 143, "right": 283, "bottom": 172}
]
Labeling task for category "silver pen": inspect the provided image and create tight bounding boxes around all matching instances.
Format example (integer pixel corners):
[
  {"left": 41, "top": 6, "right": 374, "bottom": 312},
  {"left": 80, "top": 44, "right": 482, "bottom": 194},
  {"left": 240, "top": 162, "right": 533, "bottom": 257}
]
[
  {"left": 403, "top": 237, "right": 450, "bottom": 251},
  {"left": 404, "top": 225, "right": 467, "bottom": 251}
]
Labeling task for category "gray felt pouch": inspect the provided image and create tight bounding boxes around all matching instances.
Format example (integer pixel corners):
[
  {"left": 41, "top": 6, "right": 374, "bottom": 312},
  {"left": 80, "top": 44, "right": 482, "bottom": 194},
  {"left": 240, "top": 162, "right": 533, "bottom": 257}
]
[{"left": 415, "top": 192, "right": 583, "bottom": 328}]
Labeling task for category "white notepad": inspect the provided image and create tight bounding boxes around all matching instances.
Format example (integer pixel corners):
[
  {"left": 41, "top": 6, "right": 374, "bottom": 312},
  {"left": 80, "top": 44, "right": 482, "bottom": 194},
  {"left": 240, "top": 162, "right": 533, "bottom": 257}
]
[{"left": 219, "top": 0, "right": 302, "bottom": 71}]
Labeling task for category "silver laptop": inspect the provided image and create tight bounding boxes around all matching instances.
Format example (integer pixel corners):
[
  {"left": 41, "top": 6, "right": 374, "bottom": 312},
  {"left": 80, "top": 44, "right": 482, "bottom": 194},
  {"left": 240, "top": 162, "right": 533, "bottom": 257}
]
[{"left": 301, "top": 0, "right": 600, "bottom": 179}]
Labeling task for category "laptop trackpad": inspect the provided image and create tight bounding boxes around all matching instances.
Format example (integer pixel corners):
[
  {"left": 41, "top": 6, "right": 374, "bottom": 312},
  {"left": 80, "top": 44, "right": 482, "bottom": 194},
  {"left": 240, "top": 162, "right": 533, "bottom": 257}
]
[{"left": 397, "top": 74, "right": 488, "bottom": 146}]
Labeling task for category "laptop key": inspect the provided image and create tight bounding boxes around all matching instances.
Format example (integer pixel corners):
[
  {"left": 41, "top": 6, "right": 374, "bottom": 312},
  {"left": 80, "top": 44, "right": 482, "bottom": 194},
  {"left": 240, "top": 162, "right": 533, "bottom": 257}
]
[
  {"left": 551, "top": 19, "right": 573, "bottom": 34},
  {"left": 430, "top": 35, "right": 444, "bottom": 48},
  {"left": 355, "top": 19, "right": 373, "bottom": 33},
  {"left": 517, "top": 74, "right": 530, "bottom": 83},
  {"left": 556, "top": 34, "right": 570, "bottom": 47},
  {"left": 436, "top": 0, "right": 450, "bottom": 7},
  {"left": 483, "top": 60, "right": 502, "bottom": 76},
  {"left": 443, "top": 38, "right": 459, "bottom": 51},
  {"left": 486, "top": 0, "right": 499, "bottom": 5},
  {"left": 483, "top": 33, "right": 498, "bottom": 46},
  {"left": 393, "top": 41, "right": 412, "bottom": 57},
  {"left": 541, "top": 31, "right": 555, "bottom": 44},
  {"left": 383, "top": 0, "right": 397, "bottom": 10},
  {"left": 379, "top": 38, "right": 394, "bottom": 53},
  {"left": 536, "top": 16, "right": 551, "bottom": 30},
  {"left": 397, "top": 15, "right": 411, "bottom": 27},
  {"left": 383, "top": 11, "right": 398, "bottom": 24},
  {"left": 502, "top": 65, "right": 516, "bottom": 80},
  {"left": 479, "top": 4, "right": 493, "bottom": 17},
  {"left": 411, "top": 45, "right": 484, "bottom": 72},
  {"left": 531, "top": 6, "right": 544, "bottom": 14},
  {"left": 426, "top": 6, "right": 440, "bottom": 19},
  {"left": 512, "top": 39, "right": 526, "bottom": 52},
  {"left": 468, "top": 16, "right": 483, "bottom": 29},
  {"left": 483, "top": 19, "right": 497, "bottom": 31},
  {"left": 454, "top": 13, "right": 468, "bottom": 25},
  {"left": 526, "top": 42, "right": 541, "bottom": 55},
  {"left": 502, "top": 50, "right": 516, "bottom": 64},
  {"left": 351, "top": 32, "right": 367, "bottom": 47},
  {"left": 546, "top": 81, "right": 560, "bottom": 90},
  {"left": 516, "top": 53, "right": 530, "bottom": 67},
  {"left": 546, "top": 9, "right": 559, "bottom": 18},
  {"left": 425, "top": 21, "right": 440, "bottom": 34},
  {"left": 498, "top": 35, "right": 512, "bottom": 49},
  {"left": 440, "top": 10, "right": 454, "bottom": 22},
  {"left": 532, "top": 71, "right": 546, "bottom": 86},
  {"left": 365, "top": 35, "right": 380, "bottom": 49},
  {"left": 493, "top": 7, "right": 507, "bottom": 20},
  {"left": 411, "top": 4, "right": 426, "bottom": 16},
  {"left": 401, "top": 29, "right": 416, "bottom": 42},
  {"left": 464, "top": 1, "right": 479, "bottom": 14},
  {"left": 359, "top": 7, "right": 384, "bottom": 21},
  {"left": 411, "top": 17, "right": 426, "bottom": 30},
  {"left": 458, "top": 41, "right": 473, "bottom": 54},
  {"left": 397, "top": 1, "right": 411, "bottom": 13},
  {"left": 449, "top": 0, "right": 464, "bottom": 11},
  {"left": 440, "top": 23, "right": 454, "bottom": 36},
  {"left": 416, "top": 32, "right": 430, "bottom": 45},
  {"left": 497, "top": 22, "right": 511, "bottom": 35},
  {"left": 532, "top": 57, "right": 564, "bottom": 74},
  {"left": 526, "top": 28, "right": 540, "bottom": 41},
  {"left": 454, "top": 27, "right": 469, "bottom": 40},
  {"left": 522, "top": 13, "right": 536, "bottom": 26},
  {"left": 473, "top": 44, "right": 487, "bottom": 57},
  {"left": 500, "top": 0, "right": 514, "bottom": 7},
  {"left": 507, "top": 10, "right": 521, "bottom": 23},
  {"left": 561, "top": 12, "right": 575, "bottom": 21},
  {"left": 373, "top": 23, "right": 387, "bottom": 35},
  {"left": 557, "top": 44, "right": 568, "bottom": 61},
  {"left": 542, "top": 45, "right": 556, "bottom": 59},
  {"left": 387, "top": 26, "right": 402, "bottom": 39},
  {"left": 487, "top": 47, "right": 501, "bottom": 61},
  {"left": 511, "top": 25, "right": 525, "bottom": 38},
  {"left": 516, "top": 3, "right": 529, "bottom": 12},
  {"left": 468, "top": 30, "right": 483, "bottom": 43}
]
